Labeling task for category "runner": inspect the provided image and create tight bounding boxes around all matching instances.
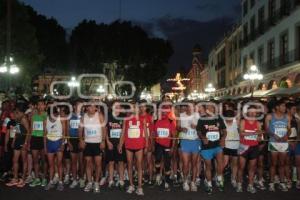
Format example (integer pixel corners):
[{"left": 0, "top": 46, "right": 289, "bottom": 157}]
[
  {"left": 197, "top": 103, "right": 226, "bottom": 194},
  {"left": 265, "top": 100, "right": 291, "bottom": 192},
  {"left": 138, "top": 100, "right": 154, "bottom": 185},
  {"left": 222, "top": 109, "right": 239, "bottom": 188},
  {"left": 44, "top": 106, "right": 65, "bottom": 191},
  {"left": 29, "top": 100, "right": 48, "bottom": 187},
  {"left": 79, "top": 102, "right": 106, "bottom": 193},
  {"left": 236, "top": 105, "right": 262, "bottom": 193},
  {"left": 178, "top": 101, "right": 200, "bottom": 192},
  {"left": 106, "top": 101, "right": 126, "bottom": 189},
  {"left": 153, "top": 103, "right": 176, "bottom": 191},
  {"left": 5, "top": 103, "right": 30, "bottom": 187},
  {"left": 118, "top": 102, "right": 148, "bottom": 196},
  {"left": 68, "top": 100, "right": 85, "bottom": 189}
]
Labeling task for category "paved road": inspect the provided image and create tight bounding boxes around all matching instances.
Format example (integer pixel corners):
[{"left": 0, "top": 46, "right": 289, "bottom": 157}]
[{"left": 1, "top": 182, "right": 299, "bottom": 200}]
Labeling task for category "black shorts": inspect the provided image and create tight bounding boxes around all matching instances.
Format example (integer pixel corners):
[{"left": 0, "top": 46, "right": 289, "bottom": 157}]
[
  {"left": 258, "top": 143, "right": 268, "bottom": 156},
  {"left": 64, "top": 143, "right": 71, "bottom": 159},
  {"left": 239, "top": 145, "right": 259, "bottom": 160},
  {"left": 223, "top": 148, "right": 238, "bottom": 157},
  {"left": 30, "top": 136, "right": 44, "bottom": 150},
  {"left": 14, "top": 136, "right": 26, "bottom": 150},
  {"left": 154, "top": 143, "right": 171, "bottom": 162},
  {"left": 83, "top": 143, "right": 103, "bottom": 157},
  {"left": 106, "top": 144, "right": 126, "bottom": 162},
  {"left": 69, "top": 138, "right": 80, "bottom": 153},
  {"left": 0, "top": 134, "right": 5, "bottom": 146}
]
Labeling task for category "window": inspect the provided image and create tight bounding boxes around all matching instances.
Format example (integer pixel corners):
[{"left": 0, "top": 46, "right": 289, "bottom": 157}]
[
  {"left": 250, "top": 0, "right": 255, "bottom": 8},
  {"left": 268, "top": 39, "right": 275, "bottom": 67},
  {"left": 243, "top": 23, "right": 248, "bottom": 43},
  {"left": 280, "top": 32, "right": 288, "bottom": 64},
  {"left": 280, "top": 0, "right": 290, "bottom": 16},
  {"left": 258, "top": 6, "right": 265, "bottom": 33},
  {"left": 258, "top": 46, "right": 264, "bottom": 66},
  {"left": 269, "top": 0, "right": 276, "bottom": 20},
  {"left": 250, "top": 16, "right": 256, "bottom": 40},
  {"left": 243, "top": 1, "right": 248, "bottom": 16},
  {"left": 250, "top": 51, "right": 255, "bottom": 64}
]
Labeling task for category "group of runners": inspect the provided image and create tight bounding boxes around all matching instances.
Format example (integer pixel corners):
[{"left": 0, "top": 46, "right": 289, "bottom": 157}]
[{"left": 0, "top": 96, "right": 300, "bottom": 196}]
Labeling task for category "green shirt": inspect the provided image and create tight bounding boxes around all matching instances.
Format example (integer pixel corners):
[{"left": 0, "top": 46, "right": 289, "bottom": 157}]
[{"left": 32, "top": 112, "right": 47, "bottom": 137}]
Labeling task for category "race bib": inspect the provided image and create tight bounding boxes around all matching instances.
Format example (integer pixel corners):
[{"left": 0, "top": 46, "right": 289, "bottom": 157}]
[
  {"left": 128, "top": 127, "right": 140, "bottom": 139},
  {"left": 9, "top": 129, "right": 16, "bottom": 138},
  {"left": 110, "top": 129, "right": 122, "bottom": 138},
  {"left": 290, "top": 127, "right": 297, "bottom": 138},
  {"left": 244, "top": 134, "right": 258, "bottom": 141},
  {"left": 33, "top": 121, "right": 43, "bottom": 131},
  {"left": 157, "top": 128, "right": 169, "bottom": 138},
  {"left": 186, "top": 129, "right": 197, "bottom": 139},
  {"left": 3, "top": 118, "right": 10, "bottom": 126},
  {"left": 206, "top": 131, "right": 220, "bottom": 142},
  {"left": 274, "top": 127, "right": 287, "bottom": 138},
  {"left": 70, "top": 120, "right": 80, "bottom": 129},
  {"left": 47, "top": 131, "right": 61, "bottom": 141},
  {"left": 86, "top": 129, "right": 97, "bottom": 136}
]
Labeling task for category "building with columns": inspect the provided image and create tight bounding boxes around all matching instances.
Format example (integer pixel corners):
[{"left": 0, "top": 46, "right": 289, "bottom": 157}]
[{"left": 209, "top": 0, "right": 300, "bottom": 98}]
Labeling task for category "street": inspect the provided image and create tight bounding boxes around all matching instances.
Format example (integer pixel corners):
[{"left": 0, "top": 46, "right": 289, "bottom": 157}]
[{"left": 1, "top": 182, "right": 299, "bottom": 200}]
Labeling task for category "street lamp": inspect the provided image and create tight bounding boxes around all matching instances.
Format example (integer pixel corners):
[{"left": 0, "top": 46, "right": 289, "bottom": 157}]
[
  {"left": 0, "top": 56, "right": 20, "bottom": 91},
  {"left": 243, "top": 64, "right": 263, "bottom": 98},
  {"left": 205, "top": 83, "right": 216, "bottom": 99},
  {"left": 68, "top": 76, "right": 80, "bottom": 87},
  {"left": 97, "top": 85, "right": 106, "bottom": 93}
]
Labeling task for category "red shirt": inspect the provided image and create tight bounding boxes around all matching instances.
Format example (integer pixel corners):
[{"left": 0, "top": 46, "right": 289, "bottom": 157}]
[
  {"left": 124, "top": 116, "right": 146, "bottom": 150},
  {"left": 154, "top": 117, "right": 176, "bottom": 148},
  {"left": 240, "top": 120, "right": 259, "bottom": 146},
  {"left": 0, "top": 111, "right": 14, "bottom": 134}
]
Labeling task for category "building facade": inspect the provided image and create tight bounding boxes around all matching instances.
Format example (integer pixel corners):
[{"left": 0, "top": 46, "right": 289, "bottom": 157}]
[{"left": 209, "top": 0, "right": 300, "bottom": 97}]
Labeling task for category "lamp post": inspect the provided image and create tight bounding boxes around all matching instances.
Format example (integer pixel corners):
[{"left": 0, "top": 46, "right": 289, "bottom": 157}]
[
  {"left": 205, "top": 83, "right": 216, "bottom": 99},
  {"left": 0, "top": 56, "right": 20, "bottom": 91},
  {"left": 243, "top": 65, "right": 263, "bottom": 98},
  {"left": 67, "top": 76, "right": 80, "bottom": 96}
]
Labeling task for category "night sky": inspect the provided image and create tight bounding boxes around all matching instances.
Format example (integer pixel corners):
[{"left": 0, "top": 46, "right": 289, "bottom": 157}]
[{"left": 20, "top": 0, "right": 241, "bottom": 73}]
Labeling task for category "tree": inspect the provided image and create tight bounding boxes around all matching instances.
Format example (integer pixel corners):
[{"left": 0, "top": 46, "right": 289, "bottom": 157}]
[
  {"left": 0, "top": 0, "right": 42, "bottom": 92},
  {"left": 70, "top": 20, "right": 173, "bottom": 98}
]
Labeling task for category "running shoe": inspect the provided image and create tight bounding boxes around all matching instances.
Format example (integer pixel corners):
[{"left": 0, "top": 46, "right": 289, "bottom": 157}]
[
  {"left": 63, "top": 174, "right": 70, "bottom": 185},
  {"left": 256, "top": 180, "right": 266, "bottom": 190},
  {"left": 29, "top": 178, "right": 41, "bottom": 187},
  {"left": 286, "top": 180, "right": 292, "bottom": 189},
  {"left": 155, "top": 174, "right": 162, "bottom": 186},
  {"left": 119, "top": 180, "right": 125, "bottom": 190},
  {"left": 126, "top": 185, "right": 135, "bottom": 194},
  {"left": 296, "top": 181, "right": 300, "bottom": 189},
  {"left": 79, "top": 178, "right": 85, "bottom": 188},
  {"left": 247, "top": 184, "right": 256, "bottom": 194},
  {"left": 164, "top": 182, "right": 171, "bottom": 192},
  {"left": 41, "top": 178, "right": 47, "bottom": 187},
  {"left": 190, "top": 181, "right": 197, "bottom": 192},
  {"left": 205, "top": 183, "right": 213, "bottom": 195},
  {"left": 108, "top": 180, "right": 114, "bottom": 188},
  {"left": 195, "top": 178, "right": 201, "bottom": 186},
  {"left": 135, "top": 188, "right": 144, "bottom": 196},
  {"left": 69, "top": 180, "right": 78, "bottom": 189},
  {"left": 236, "top": 183, "right": 243, "bottom": 193},
  {"left": 53, "top": 174, "right": 59, "bottom": 184},
  {"left": 183, "top": 181, "right": 190, "bottom": 191},
  {"left": 216, "top": 179, "right": 224, "bottom": 192},
  {"left": 93, "top": 182, "right": 100, "bottom": 193},
  {"left": 274, "top": 175, "right": 280, "bottom": 184},
  {"left": 269, "top": 183, "right": 275, "bottom": 192},
  {"left": 231, "top": 179, "right": 237, "bottom": 188},
  {"left": 100, "top": 177, "right": 106, "bottom": 186},
  {"left": 25, "top": 175, "right": 33, "bottom": 184},
  {"left": 57, "top": 182, "right": 64, "bottom": 191},
  {"left": 279, "top": 183, "right": 288, "bottom": 192},
  {"left": 0, "top": 172, "right": 8, "bottom": 182},
  {"left": 84, "top": 182, "right": 93, "bottom": 192},
  {"left": 44, "top": 181, "right": 54, "bottom": 191}
]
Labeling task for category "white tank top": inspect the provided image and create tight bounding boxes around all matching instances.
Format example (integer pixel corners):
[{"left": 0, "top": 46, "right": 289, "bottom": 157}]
[
  {"left": 224, "top": 119, "right": 240, "bottom": 149},
  {"left": 83, "top": 113, "right": 102, "bottom": 143},
  {"left": 179, "top": 112, "right": 198, "bottom": 140},
  {"left": 46, "top": 116, "right": 63, "bottom": 141}
]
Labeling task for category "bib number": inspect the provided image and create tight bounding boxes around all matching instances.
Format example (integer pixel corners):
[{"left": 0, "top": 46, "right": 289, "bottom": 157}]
[
  {"left": 128, "top": 127, "right": 140, "bottom": 139},
  {"left": 244, "top": 134, "right": 258, "bottom": 141},
  {"left": 157, "top": 128, "right": 169, "bottom": 138},
  {"left": 86, "top": 129, "right": 97, "bottom": 136},
  {"left": 110, "top": 129, "right": 121, "bottom": 138},
  {"left": 206, "top": 131, "right": 220, "bottom": 142},
  {"left": 70, "top": 120, "right": 80, "bottom": 129},
  {"left": 275, "top": 127, "right": 287, "bottom": 138},
  {"left": 33, "top": 121, "right": 43, "bottom": 131}
]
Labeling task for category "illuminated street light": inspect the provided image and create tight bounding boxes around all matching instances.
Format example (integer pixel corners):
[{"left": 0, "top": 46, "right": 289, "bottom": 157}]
[
  {"left": 205, "top": 83, "right": 216, "bottom": 93},
  {"left": 97, "top": 85, "right": 106, "bottom": 93},
  {"left": 67, "top": 76, "right": 80, "bottom": 87},
  {"left": 243, "top": 64, "right": 263, "bottom": 98}
]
